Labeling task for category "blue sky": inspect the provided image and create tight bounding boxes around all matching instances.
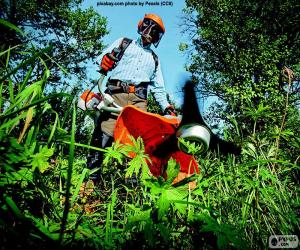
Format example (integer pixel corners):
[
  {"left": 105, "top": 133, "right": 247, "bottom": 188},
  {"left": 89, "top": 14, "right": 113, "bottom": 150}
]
[{"left": 82, "top": 0, "right": 192, "bottom": 106}]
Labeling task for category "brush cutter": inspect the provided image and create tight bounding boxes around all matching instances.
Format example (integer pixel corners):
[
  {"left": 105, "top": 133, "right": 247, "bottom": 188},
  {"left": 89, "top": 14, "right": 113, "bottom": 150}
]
[{"left": 77, "top": 75, "right": 211, "bottom": 155}]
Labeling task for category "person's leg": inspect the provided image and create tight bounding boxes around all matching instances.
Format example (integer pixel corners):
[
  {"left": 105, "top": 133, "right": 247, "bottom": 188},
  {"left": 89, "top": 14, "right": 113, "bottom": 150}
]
[
  {"left": 129, "top": 93, "right": 147, "bottom": 111},
  {"left": 82, "top": 121, "right": 113, "bottom": 196},
  {"left": 87, "top": 93, "right": 128, "bottom": 181},
  {"left": 87, "top": 118, "right": 113, "bottom": 181}
]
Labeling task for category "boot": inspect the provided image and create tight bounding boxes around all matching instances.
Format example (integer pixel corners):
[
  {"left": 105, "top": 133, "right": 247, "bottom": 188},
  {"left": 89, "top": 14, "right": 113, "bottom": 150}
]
[{"left": 87, "top": 128, "right": 113, "bottom": 182}]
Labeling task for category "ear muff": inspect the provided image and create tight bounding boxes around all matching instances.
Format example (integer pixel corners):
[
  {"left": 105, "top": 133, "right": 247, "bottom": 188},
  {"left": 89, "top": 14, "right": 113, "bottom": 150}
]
[{"left": 137, "top": 19, "right": 143, "bottom": 31}]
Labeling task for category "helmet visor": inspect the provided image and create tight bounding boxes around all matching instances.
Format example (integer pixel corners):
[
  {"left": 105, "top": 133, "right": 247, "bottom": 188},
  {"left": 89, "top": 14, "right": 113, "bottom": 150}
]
[{"left": 139, "top": 18, "right": 164, "bottom": 47}]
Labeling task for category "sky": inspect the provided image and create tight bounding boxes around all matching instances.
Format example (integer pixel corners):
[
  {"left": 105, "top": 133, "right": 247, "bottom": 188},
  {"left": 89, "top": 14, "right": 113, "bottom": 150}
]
[{"left": 82, "top": 0, "right": 192, "bottom": 107}]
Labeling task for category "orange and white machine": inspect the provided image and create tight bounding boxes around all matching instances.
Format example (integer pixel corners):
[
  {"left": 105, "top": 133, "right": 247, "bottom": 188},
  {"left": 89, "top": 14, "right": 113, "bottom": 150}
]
[{"left": 77, "top": 75, "right": 211, "bottom": 186}]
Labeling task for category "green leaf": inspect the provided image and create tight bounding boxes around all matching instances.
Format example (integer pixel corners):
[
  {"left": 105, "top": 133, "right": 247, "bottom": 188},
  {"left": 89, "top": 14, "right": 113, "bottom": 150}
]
[
  {"left": 157, "top": 190, "right": 170, "bottom": 220},
  {"left": 164, "top": 158, "right": 180, "bottom": 186},
  {"left": 124, "top": 136, "right": 151, "bottom": 180},
  {"left": 30, "top": 217, "right": 59, "bottom": 241},
  {"left": 0, "top": 18, "right": 25, "bottom": 36},
  {"left": 127, "top": 205, "right": 151, "bottom": 226},
  {"left": 157, "top": 223, "right": 171, "bottom": 241},
  {"left": 166, "top": 187, "right": 188, "bottom": 214},
  {"left": 103, "top": 141, "right": 127, "bottom": 166},
  {"left": 31, "top": 146, "right": 54, "bottom": 173},
  {"left": 144, "top": 221, "right": 155, "bottom": 247},
  {"left": 70, "top": 168, "right": 89, "bottom": 206}
]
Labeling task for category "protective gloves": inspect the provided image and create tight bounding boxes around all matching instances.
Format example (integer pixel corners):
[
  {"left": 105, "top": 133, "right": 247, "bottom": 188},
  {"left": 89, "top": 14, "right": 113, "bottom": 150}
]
[{"left": 100, "top": 53, "right": 117, "bottom": 74}]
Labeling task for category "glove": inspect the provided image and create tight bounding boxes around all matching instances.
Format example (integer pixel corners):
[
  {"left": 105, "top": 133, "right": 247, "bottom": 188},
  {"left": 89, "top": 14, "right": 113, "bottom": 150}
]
[
  {"left": 164, "top": 105, "right": 177, "bottom": 116},
  {"left": 100, "top": 53, "right": 116, "bottom": 73}
]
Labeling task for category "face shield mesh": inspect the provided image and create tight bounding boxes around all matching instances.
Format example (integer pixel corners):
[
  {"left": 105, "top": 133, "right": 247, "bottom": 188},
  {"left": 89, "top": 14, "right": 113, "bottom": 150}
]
[{"left": 139, "top": 18, "right": 164, "bottom": 47}]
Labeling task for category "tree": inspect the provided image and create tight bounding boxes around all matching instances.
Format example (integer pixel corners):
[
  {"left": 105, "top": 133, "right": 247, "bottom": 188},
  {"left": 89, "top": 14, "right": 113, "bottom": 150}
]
[
  {"left": 0, "top": 0, "right": 108, "bottom": 85},
  {"left": 183, "top": 0, "right": 300, "bottom": 138}
]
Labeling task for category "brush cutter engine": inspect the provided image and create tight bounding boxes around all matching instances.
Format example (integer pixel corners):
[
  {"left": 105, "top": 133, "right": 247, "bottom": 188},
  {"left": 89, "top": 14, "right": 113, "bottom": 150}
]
[
  {"left": 78, "top": 90, "right": 123, "bottom": 114},
  {"left": 77, "top": 90, "right": 102, "bottom": 111},
  {"left": 77, "top": 75, "right": 123, "bottom": 114}
]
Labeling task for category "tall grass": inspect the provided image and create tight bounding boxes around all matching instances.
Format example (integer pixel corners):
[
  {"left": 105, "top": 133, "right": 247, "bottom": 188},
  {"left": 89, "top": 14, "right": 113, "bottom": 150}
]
[{"left": 1, "top": 22, "right": 299, "bottom": 250}]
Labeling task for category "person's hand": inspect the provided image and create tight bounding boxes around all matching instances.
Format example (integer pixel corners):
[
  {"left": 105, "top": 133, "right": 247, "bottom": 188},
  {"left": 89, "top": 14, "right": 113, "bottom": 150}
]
[
  {"left": 164, "top": 105, "right": 177, "bottom": 116},
  {"left": 100, "top": 53, "right": 116, "bottom": 73}
]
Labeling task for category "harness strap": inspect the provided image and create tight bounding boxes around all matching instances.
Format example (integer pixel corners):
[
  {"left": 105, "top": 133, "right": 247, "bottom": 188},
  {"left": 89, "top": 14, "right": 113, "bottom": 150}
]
[
  {"left": 151, "top": 51, "right": 158, "bottom": 73},
  {"left": 106, "top": 80, "right": 149, "bottom": 99},
  {"left": 116, "top": 38, "right": 132, "bottom": 61}
]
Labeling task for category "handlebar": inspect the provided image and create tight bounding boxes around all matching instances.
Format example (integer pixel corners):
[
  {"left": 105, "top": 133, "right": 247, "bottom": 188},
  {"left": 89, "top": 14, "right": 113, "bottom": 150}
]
[{"left": 95, "top": 74, "right": 123, "bottom": 114}]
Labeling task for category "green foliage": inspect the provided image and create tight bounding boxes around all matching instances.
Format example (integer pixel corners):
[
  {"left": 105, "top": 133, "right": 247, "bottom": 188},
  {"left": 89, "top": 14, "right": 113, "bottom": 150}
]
[
  {"left": 0, "top": 0, "right": 108, "bottom": 87},
  {"left": 147, "top": 91, "right": 178, "bottom": 114},
  {"left": 1, "top": 6, "right": 299, "bottom": 250},
  {"left": 147, "top": 91, "right": 165, "bottom": 114},
  {"left": 183, "top": 0, "right": 300, "bottom": 141},
  {"left": 31, "top": 146, "right": 54, "bottom": 173},
  {"left": 124, "top": 136, "right": 151, "bottom": 180},
  {"left": 102, "top": 140, "right": 128, "bottom": 166},
  {"left": 178, "top": 137, "right": 206, "bottom": 155}
]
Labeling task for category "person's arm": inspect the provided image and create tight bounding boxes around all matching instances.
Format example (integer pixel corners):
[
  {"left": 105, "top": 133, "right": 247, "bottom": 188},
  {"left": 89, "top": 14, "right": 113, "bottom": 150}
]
[
  {"left": 97, "top": 37, "right": 124, "bottom": 60},
  {"left": 95, "top": 37, "right": 124, "bottom": 72}
]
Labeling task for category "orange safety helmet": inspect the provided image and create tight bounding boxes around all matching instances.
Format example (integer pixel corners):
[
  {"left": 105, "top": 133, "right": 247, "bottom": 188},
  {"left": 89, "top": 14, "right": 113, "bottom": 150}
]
[{"left": 138, "top": 14, "right": 165, "bottom": 47}]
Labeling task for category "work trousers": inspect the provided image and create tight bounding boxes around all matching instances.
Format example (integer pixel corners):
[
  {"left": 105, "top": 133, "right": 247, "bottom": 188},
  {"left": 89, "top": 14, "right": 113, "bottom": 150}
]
[
  {"left": 101, "top": 92, "right": 148, "bottom": 136},
  {"left": 87, "top": 92, "right": 147, "bottom": 180}
]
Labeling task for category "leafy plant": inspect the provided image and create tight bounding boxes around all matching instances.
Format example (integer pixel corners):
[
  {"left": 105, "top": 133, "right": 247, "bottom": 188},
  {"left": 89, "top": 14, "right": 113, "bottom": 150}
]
[
  {"left": 124, "top": 136, "right": 152, "bottom": 181},
  {"left": 1, "top": 6, "right": 299, "bottom": 250}
]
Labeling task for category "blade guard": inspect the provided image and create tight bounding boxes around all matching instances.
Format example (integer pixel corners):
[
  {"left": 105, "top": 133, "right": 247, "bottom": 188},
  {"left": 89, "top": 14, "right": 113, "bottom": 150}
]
[{"left": 176, "top": 124, "right": 211, "bottom": 154}]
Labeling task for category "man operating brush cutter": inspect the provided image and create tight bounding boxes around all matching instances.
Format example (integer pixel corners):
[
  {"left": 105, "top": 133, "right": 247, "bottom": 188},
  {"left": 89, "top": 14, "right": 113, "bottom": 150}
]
[
  {"left": 85, "top": 13, "right": 176, "bottom": 183},
  {"left": 79, "top": 78, "right": 208, "bottom": 190},
  {"left": 78, "top": 14, "right": 241, "bottom": 193},
  {"left": 79, "top": 76, "right": 242, "bottom": 195}
]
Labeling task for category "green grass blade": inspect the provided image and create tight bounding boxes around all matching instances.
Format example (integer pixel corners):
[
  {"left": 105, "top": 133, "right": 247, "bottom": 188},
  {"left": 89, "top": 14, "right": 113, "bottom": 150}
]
[
  {"left": 4, "top": 194, "right": 24, "bottom": 220},
  {"left": 59, "top": 102, "right": 76, "bottom": 243},
  {"left": 0, "top": 81, "right": 3, "bottom": 110},
  {"left": 0, "top": 44, "right": 21, "bottom": 57},
  {"left": 0, "top": 46, "right": 52, "bottom": 83},
  {"left": 20, "top": 65, "right": 35, "bottom": 92},
  {"left": 2, "top": 80, "right": 42, "bottom": 115},
  {"left": 8, "top": 78, "right": 14, "bottom": 103},
  {"left": 61, "top": 140, "right": 106, "bottom": 152},
  {"left": 25, "top": 126, "right": 35, "bottom": 146},
  {"left": 5, "top": 45, "right": 11, "bottom": 68},
  {"left": 0, "top": 93, "right": 70, "bottom": 121},
  {"left": 0, "top": 19, "right": 25, "bottom": 36},
  {"left": 47, "top": 111, "right": 59, "bottom": 145},
  {"left": 70, "top": 168, "right": 89, "bottom": 207},
  {"left": 105, "top": 188, "right": 118, "bottom": 246},
  {"left": 44, "top": 52, "right": 69, "bottom": 75},
  {"left": 0, "top": 112, "right": 27, "bottom": 131}
]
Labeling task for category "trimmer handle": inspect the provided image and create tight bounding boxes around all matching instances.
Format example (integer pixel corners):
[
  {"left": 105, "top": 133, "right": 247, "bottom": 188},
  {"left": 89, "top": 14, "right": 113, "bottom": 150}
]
[
  {"left": 98, "top": 68, "right": 107, "bottom": 76},
  {"left": 95, "top": 74, "right": 123, "bottom": 114}
]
